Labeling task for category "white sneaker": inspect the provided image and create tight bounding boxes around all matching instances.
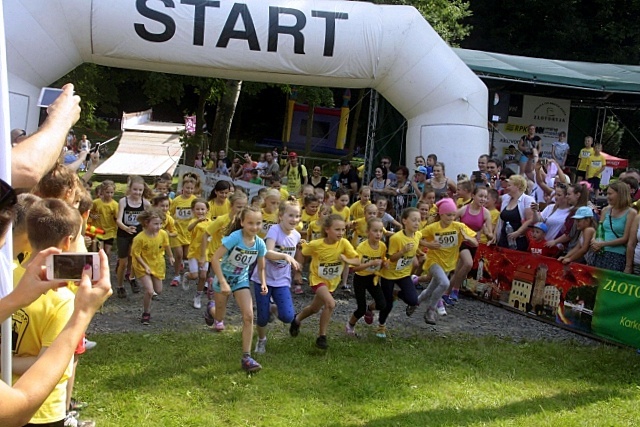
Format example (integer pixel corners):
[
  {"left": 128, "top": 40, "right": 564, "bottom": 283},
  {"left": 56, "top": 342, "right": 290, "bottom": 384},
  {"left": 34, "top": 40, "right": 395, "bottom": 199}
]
[
  {"left": 436, "top": 299, "right": 447, "bottom": 316},
  {"left": 83, "top": 338, "right": 97, "bottom": 351},
  {"left": 193, "top": 292, "right": 202, "bottom": 309},
  {"left": 181, "top": 274, "right": 191, "bottom": 291},
  {"left": 255, "top": 338, "right": 267, "bottom": 354},
  {"left": 345, "top": 320, "right": 356, "bottom": 336}
]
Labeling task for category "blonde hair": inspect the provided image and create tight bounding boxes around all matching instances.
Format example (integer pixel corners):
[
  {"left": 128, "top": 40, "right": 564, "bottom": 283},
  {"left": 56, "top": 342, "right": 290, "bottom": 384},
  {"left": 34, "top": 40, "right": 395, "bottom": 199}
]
[
  {"left": 137, "top": 208, "right": 165, "bottom": 227},
  {"left": 508, "top": 175, "right": 527, "bottom": 192},
  {"left": 279, "top": 200, "right": 300, "bottom": 216},
  {"left": 225, "top": 205, "right": 262, "bottom": 236}
]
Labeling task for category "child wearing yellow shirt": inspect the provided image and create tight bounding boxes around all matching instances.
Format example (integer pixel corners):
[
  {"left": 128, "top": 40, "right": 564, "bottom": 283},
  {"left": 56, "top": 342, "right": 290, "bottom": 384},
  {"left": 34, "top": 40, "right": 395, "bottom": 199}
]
[
  {"left": 586, "top": 142, "right": 606, "bottom": 197},
  {"left": 184, "top": 199, "right": 210, "bottom": 309},
  {"left": 350, "top": 186, "right": 372, "bottom": 221}
]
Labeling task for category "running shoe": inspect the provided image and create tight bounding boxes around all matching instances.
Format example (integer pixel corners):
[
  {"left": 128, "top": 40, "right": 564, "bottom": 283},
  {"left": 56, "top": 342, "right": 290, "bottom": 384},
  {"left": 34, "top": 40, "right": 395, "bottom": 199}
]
[
  {"left": 170, "top": 276, "right": 180, "bottom": 287},
  {"left": 254, "top": 338, "right": 267, "bottom": 354},
  {"left": 293, "top": 284, "right": 304, "bottom": 295},
  {"left": 181, "top": 274, "right": 190, "bottom": 291},
  {"left": 315, "top": 335, "right": 328, "bottom": 350},
  {"left": 424, "top": 308, "right": 437, "bottom": 325},
  {"left": 241, "top": 355, "right": 262, "bottom": 372},
  {"left": 116, "top": 287, "right": 127, "bottom": 298},
  {"left": 130, "top": 278, "right": 140, "bottom": 293},
  {"left": 204, "top": 301, "right": 215, "bottom": 326},
  {"left": 214, "top": 320, "right": 225, "bottom": 332},
  {"left": 193, "top": 291, "right": 202, "bottom": 309},
  {"left": 450, "top": 288, "right": 460, "bottom": 302},
  {"left": 406, "top": 304, "right": 418, "bottom": 317},
  {"left": 345, "top": 321, "right": 356, "bottom": 336},
  {"left": 363, "top": 309, "right": 374, "bottom": 325},
  {"left": 376, "top": 324, "right": 387, "bottom": 338},
  {"left": 289, "top": 316, "right": 300, "bottom": 337},
  {"left": 83, "top": 338, "right": 97, "bottom": 351},
  {"left": 141, "top": 312, "right": 151, "bottom": 326},
  {"left": 436, "top": 299, "right": 447, "bottom": 316},
  {"left": 442, "top": 294, "right": 456, "bottom": 306}
]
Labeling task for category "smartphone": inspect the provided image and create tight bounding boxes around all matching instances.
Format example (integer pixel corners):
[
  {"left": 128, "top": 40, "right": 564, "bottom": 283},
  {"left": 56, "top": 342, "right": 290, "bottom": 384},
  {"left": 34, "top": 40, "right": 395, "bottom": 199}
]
[
  {"left": 46, "top": 253, "right": 101, "bottom": 281},
  {"left": 37, "top": 87, "right": 64, "bottom": 107},
  {"left": 472, "top": 171, "right": 484, "bottom": 183}
]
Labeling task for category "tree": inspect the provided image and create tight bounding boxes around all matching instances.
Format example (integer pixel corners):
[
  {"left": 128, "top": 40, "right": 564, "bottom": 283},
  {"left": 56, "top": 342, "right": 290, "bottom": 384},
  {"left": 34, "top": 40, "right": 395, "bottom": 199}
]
[{"left": 601, "top": 116, "right": 625, "bottom": 156}]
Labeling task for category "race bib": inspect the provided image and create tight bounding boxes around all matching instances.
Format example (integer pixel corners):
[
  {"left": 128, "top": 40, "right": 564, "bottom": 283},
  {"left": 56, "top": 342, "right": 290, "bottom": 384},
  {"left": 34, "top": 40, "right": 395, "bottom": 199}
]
[
  {"left": 318, "top": 262, "right": 343, "bottom": 279},
  {"left": 176, "top": 207, "right": 192, "bottom": 220},
  {"left": 227, "top": 247, "right": 258, "bottom": 268},
  {"left": 436, "top": 231, "right": 459, "bottom": 248},
  {"left": 591, "top": 161, "right": 602, "bottom": 167},
  {"left": 125, "top": 210, "right": 142, "bottom": 226},
  {"left": 262, "top": 221, "right": 277, "bottom": 235},
  {"left": 396, "top": 256, "right": 413, "bottom": 271},
  {"left": 362, "top": 256, "right": 382, "bottom": 272},
  {"left": 274, "top": 245, "right": 296, "bottom": 266}
]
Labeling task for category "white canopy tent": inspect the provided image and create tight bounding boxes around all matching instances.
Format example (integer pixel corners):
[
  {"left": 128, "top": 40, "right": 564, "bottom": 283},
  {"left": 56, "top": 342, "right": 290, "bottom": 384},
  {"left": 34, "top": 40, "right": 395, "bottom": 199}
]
[{"left": 1, "top": 0, "right": 488, "bottom": 382}]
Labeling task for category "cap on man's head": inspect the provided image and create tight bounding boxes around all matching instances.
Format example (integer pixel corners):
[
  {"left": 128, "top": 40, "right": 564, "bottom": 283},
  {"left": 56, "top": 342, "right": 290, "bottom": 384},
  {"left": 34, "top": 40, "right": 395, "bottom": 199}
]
[
  {"left": 340, "top": 159, "right": 351, "bottom": 166},
  {"left": 530, "top": 222, "right": 548, "bottom": 233},
  {"left": 415, "top": 166, "right": 428, "bottom": 175},
  {"left": 289, "top": 152, "right": 297, "bottom": 158}
]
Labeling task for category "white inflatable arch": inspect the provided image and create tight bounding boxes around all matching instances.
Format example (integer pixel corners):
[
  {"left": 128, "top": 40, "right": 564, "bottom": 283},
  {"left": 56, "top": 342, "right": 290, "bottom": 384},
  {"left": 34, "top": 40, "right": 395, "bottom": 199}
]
[{"left": 5, "top": 0, "right": 488, "bottom": 178}]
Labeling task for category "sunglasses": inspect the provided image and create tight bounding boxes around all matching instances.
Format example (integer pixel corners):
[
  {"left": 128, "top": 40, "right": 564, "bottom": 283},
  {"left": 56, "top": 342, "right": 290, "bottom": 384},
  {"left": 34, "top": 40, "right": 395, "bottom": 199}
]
[{"left": 0, "top": 179, "right": 17, "bottom": 211}]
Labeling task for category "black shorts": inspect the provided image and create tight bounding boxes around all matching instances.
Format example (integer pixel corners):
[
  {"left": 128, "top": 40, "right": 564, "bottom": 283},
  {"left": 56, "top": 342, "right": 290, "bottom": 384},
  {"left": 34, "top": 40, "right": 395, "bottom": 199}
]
[
  {"left": 97, "top": 237, "right": 114, "bottom": 246},
  {"left": 587, "top": 176, "right": 601, "bottom": 191},
  {"left": 459, "top": 241, "right": 477, "bottom": 259},
  {"left": 116, "top": 234, "right": 135, "bottom": 258}
]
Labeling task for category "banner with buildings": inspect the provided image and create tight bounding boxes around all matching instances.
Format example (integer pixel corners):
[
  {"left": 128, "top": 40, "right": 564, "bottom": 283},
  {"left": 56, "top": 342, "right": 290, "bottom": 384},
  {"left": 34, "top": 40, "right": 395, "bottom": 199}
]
[{"left": 468, "top": 244, "right": 639, "bottom": 349}]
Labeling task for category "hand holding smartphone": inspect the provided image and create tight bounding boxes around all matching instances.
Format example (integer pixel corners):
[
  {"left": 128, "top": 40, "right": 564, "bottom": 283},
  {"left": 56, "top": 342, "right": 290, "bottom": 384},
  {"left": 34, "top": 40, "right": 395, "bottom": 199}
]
[{"left": 46, "top": 253, "right": 101, "bottom": 281}]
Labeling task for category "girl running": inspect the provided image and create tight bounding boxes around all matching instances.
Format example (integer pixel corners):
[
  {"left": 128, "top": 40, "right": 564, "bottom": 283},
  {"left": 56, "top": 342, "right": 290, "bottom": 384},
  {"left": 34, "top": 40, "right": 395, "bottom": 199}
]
[
  {"left": 251, "top": 201, "right": 302, "bottom": 354},
  {"left": 89, "top": 180, "right": 118, "bottom": 259},
  {"left": 332, "top": 188, "right": 351, "bottom": 222},
  {"left": 307, "top": 204, "right": 331, "bottom": 242},
  {"left": 290, "top": 214, "right": 360, "bottom": 349},
  {"left": 184, "top": 198, "right": 210, "bottom": 309},
  {"left": 377, "top": 207, "right": 422, "bottom": 338},
  {"left": 169, "top": 177, "right": 197, "bottom": 286},
  {"left": 417, "top": 198, "right": 477, "bottom": 325},
  {"left": 346, "top": 217, "right": 387, "bottom": 336},
  {"left": 205, "top": 206, "right": 267, "bottom": 372},
  {"left": 115, "top": 176, "right": 150, "bottom": 298},
  {"left": 152, "top": 195, "right": 178, "bottom": 239},
  {"left": 260, "top": 189, "right": 280, "bottom": 239},
  {"left": 132, "top": 209, "right": 174, "bottom": 325},
  {"left": 207, "top": 180, "right": 231, "bottom": 221},
  {"left": 350, "top": 186, "right": 372, "bottom": 221}
]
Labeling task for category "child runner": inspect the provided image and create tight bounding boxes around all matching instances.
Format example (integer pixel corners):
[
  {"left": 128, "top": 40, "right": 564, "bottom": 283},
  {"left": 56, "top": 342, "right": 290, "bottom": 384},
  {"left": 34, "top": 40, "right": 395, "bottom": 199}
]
[
  {"left": 152, "top": 195, "right": 178, "bottom": 239},
  {"left": 323, "top": 190, "right": 336, "bottom": 211},
  {"left": 169, "top": 177, "right": 197, "bottom": 286},
  {"left": 375, "top": 197, "right": 402, "bottom": 231},
  {"left": 351, "top": 204, "right": 380, "bottom": 247},
  {"left": 290, "top": 214, "right": 360, "bottom": 349},
  {"left": 205, "top": 206, "right": 267, "bottom": 372},
  {"left": 207, "top": 180, "right": 231, "bottom": 221},
  {"left": 260, "top": 189, "right": 281, "bottom": 239},
  {"left": 576, "top": 136, "right": 594, "bottom": 183},
  {"left": 131, "top": 209, "right": 174, "bottom": 325},
  {"left": 89, "top": 180, "right": 118, "bottom": 259},
  {"left": 184, "top": 198, "right": 210, "bottom": 308},
  {"left": 115, "top": 175, "right": 150, "bottom": 298},
  {"left": 307, "top": 204, "right": 331, "bottom": 242},
  {"left": 202, "top": 192, "right": 249, "bottom": 267},
  {"left": 332, "top": 188, "right": 351, "bottom": 222},
  {"left": 455, "top": 180, "right": 473, "bottom": 208},
  {"left": 350, "top": 186, "right": 372, "bottom": 221},
  {"left": 346, "top": 217, "right": 387, "bottom": 336},
  {"left": 297, "top": 194, "right": 320, "bottom": 237},
  {"left": 251, "top": 201, "right": 302, "bottom": 354},
  {"left": 376, "top": 208, "right": 422, "bottom": 338},
  {"left": 417, "top": 198, "right": 477, "bottom": 325}
]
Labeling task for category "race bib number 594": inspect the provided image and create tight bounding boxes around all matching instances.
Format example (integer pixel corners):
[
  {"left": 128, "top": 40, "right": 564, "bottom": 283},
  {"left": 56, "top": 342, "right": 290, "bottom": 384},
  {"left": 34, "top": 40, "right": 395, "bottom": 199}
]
[
  {"left": 318, "top": 262, "right": 343, "bottom": 279},
  {"left": 396, "top": 257, "right": 413, "bottom": 271}
]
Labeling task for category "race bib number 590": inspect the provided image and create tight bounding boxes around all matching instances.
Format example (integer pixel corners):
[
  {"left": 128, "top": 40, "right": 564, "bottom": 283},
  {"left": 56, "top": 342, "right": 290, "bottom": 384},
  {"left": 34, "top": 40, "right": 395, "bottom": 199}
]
[{"left": 396, "top": 257, "right": 413, "bottom": 271}]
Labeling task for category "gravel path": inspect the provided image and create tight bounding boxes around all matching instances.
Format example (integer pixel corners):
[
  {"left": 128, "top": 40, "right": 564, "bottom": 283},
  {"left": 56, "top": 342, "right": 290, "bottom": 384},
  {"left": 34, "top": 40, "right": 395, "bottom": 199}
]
[{"left": 88, "top": 265, "right": 599, "bottom": 346}]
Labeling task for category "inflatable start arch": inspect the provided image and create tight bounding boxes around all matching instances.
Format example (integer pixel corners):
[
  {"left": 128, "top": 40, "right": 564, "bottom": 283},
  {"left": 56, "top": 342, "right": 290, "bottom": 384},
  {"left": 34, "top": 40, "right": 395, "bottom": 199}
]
[{"left": 6, "top": 0, "right": 488, "bottom": 177}]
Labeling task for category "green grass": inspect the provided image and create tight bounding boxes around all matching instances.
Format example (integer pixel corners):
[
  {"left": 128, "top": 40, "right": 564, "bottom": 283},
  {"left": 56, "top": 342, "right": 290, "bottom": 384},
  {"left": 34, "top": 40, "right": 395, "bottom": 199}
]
[{"left": 76, "top": 326, "right": 640, "bottom": 426}]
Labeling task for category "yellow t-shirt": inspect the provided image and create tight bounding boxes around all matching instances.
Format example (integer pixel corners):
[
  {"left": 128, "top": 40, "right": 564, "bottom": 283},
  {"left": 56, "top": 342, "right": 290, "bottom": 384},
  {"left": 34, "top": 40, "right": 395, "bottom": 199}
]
[
  {"left": 90, "top": 198, "right": 119, "bottom": 240},
  {"left": 355, "top": 240, "right": 387, "bottom": 282},
  {"left": 260, "top": 209, "right": 279, "bottom": 239},
  {"left": 131, "top": 229, "right": 170, "bottom": 279},
  {"left": 421, "top": 221, "right": 476, "bottom": 273},
  {"left": 301, "top": 238, "right": 358, "bottom": 291},
  {"left": 187, "top": 218, "right": 211, "bottom": 260},
  {"left": 297, "top": 210, "right": 318, "bottom": 234},
  {"left": 456, "top": 197, "right": 472, "bottom": 209},
  {"left": 206, "top": 213, "right": 231, "bottom": 258},
  {"left": 12, "top": 263, "right": 74, "bottom": 424},
  {"left": 308, "top": 220, "right": 324, "bottom": 241},
  {"left": 279, "top": 187, "right": 290, "bottom": 201},
  {"left": 170, "top": 195, "right": 196, "bottom": 246},
  {"left": 350, "top": 200, "right": 370, "bottom": 221},
  {"left": 162, "top": 214, "right": 177, "bottom": 237},
  {"left": 577, "top": 147, "right": 595, "bottom": 171},
  {"left": 208, "top": 199, "right": 231, "bottom": 221},
  {"left": 480, "top": 208, "right": 500, "bottom": 244},
  {"left": 380, "top": 230, "right": 422, "bottom": 280},
  {"left": 586, "top": 153, "right": 606, "bottom": 179},
  {"left": 331, "top": 205, "right": 350, "bottom": 222}
]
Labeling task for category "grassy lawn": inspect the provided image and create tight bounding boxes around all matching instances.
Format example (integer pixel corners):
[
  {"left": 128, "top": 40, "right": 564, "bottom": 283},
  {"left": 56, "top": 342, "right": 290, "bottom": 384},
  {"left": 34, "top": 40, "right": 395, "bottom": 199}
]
[{"left": 76, "top": 325, "right": 640, "bottom": 426}]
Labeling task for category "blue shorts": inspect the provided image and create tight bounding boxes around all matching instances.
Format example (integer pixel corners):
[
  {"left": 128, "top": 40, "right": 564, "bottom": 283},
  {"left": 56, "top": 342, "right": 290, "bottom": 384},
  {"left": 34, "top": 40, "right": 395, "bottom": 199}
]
[
  {"left": 212, "top": 276, "right": 249, "bottom": 293},
  {"left": 520, "top": 154, "right": 530, "bottom": 163}
]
